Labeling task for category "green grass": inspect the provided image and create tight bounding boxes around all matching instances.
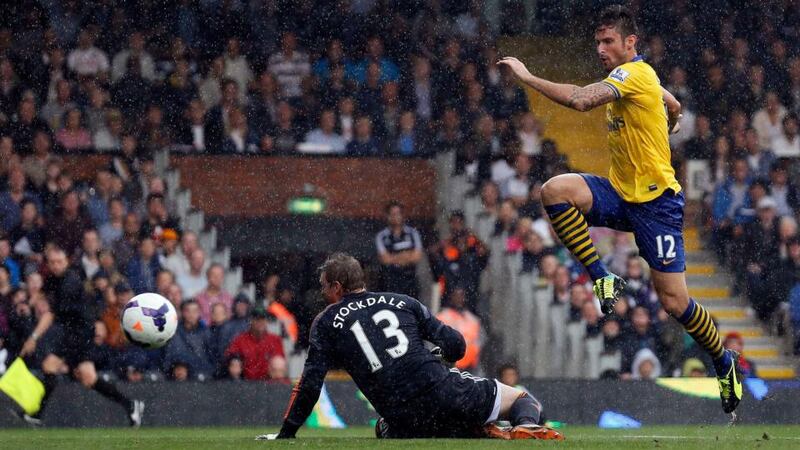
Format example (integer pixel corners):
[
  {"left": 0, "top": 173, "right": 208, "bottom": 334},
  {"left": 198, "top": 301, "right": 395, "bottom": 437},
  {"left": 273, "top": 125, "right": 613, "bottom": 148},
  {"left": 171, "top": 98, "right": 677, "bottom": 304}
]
[{"left": 4, "top": 425, "right": 800, "bottom": 449}]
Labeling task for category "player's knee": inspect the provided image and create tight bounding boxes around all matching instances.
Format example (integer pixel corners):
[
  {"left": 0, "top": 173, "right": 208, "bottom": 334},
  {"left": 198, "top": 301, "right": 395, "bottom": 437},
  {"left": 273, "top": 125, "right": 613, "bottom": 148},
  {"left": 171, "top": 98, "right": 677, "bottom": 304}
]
[
  {"left": 541, "top": 178, "right": 563, "bottom": 204},
  {"left": 77, "top": 363, "right": 97, "bottom": 387},
  {"left": 657, "top": 289, "right": 688, "bottom": 316},
  {"left": 41, "top": 354, "right": 62, "bottom": 374},
  {"left": 542, "top": 175, "right": 591, "bottom": 210}
]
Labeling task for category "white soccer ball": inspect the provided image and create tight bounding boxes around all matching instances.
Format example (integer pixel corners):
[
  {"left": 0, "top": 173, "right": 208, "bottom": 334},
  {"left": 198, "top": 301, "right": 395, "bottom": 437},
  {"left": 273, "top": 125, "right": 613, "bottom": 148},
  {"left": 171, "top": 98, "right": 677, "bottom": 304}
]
[{"left": 121, "top": 293, "right": 178, "bottom": 349}]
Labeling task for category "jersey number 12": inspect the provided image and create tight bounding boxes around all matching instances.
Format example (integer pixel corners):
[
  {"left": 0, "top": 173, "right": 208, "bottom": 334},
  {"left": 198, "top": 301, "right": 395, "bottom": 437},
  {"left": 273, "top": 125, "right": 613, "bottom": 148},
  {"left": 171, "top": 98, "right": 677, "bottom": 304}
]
[{"left": 350, "top": 310, "right": 409, "bottom": 372}]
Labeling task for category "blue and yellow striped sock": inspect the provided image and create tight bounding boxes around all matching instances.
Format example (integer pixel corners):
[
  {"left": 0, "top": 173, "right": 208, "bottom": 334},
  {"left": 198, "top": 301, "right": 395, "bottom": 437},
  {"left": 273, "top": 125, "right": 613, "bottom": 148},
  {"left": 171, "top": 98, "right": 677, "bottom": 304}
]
[
  {"left": 545, "top": 203, "right": 608, "bottom": 281},
  {"left": 677, "top": 298, "right": 731, "bottom": 374}
]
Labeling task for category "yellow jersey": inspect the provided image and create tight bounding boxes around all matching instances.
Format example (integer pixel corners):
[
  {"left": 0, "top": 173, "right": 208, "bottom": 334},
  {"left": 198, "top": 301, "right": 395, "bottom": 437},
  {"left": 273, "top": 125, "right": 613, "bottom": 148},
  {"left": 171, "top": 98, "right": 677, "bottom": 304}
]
[{"left": 601, "top": 55, "right": 681, "bottom": 203}]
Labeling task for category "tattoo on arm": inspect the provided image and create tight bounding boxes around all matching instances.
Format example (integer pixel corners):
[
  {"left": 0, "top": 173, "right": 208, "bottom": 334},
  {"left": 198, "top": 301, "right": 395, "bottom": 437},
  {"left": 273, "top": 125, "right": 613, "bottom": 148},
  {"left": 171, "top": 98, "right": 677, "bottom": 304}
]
[{"left": 567, "top": 82, "right": 617, "bottom": 112}]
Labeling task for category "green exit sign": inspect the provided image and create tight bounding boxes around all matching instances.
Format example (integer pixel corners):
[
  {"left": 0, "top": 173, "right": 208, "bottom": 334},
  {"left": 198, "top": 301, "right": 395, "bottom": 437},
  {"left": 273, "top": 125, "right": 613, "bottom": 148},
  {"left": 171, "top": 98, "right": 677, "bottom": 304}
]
[{"left": 287, "top": 197, "right": 326, "bottom": 214}]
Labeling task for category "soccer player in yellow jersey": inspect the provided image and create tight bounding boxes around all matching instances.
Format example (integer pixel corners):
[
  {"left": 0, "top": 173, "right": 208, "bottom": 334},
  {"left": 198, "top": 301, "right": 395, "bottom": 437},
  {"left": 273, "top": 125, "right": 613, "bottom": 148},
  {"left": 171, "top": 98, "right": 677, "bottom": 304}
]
[{"left": 498, "top": 5, "right": 742, "bottom": 415}]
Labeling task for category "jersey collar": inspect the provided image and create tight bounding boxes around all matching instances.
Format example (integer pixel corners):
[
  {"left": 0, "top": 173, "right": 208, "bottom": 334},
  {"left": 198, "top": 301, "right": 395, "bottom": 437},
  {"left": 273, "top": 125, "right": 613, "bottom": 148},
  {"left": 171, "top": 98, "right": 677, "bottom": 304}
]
[{"left": 630, "top": 55, "right": 643, "bottom": 62}]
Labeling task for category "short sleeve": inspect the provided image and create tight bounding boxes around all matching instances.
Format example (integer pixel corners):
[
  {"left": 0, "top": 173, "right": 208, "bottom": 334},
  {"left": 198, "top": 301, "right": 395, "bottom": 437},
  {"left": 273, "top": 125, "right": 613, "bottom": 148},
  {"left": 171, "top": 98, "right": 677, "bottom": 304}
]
[{"left": 602, "top": 63, "right": 639, "bottom": 100}]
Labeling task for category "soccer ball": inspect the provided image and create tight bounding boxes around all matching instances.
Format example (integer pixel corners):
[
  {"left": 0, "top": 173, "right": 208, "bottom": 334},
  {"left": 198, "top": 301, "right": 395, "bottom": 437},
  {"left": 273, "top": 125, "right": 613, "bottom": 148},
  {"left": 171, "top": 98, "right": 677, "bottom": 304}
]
[{"left": 122, "top": 293, "right": 178, "bottom": 349}]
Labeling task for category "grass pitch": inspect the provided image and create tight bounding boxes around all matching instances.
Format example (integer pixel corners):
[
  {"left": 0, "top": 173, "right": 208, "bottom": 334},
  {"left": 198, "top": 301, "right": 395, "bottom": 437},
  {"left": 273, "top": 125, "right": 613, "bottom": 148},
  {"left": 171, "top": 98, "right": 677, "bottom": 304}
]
[{"left": 4, "top": 425, "right": 800, "bottom": 449}]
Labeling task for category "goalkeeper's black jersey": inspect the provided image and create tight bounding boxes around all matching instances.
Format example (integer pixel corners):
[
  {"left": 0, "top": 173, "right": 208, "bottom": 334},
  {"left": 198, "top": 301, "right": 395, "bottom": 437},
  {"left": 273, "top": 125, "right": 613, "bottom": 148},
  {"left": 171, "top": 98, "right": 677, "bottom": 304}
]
[{"left": 282, "top": 291, "right": 466, "bottom": 433}]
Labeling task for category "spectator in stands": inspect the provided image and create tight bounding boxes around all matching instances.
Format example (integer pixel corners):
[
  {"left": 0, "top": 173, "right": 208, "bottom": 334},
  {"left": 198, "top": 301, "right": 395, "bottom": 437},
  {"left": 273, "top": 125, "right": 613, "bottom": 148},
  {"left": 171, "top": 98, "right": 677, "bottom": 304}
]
[
  {"left": 437, "top": 287, "right": 482, "bottom": 372},
  {"left": 47, "top": 189, "right": 92, "bottom": 257},
  {"left": 111, "top": 212, "right": 140, "bottom": 270},
  {"left": 0, "top": 57, "right": 24, "bottom": 120},
  {"left": 139, "top": 193, "right": 180, "bottom": 241},
  {"left": 582, "top": 299, "right": 602, "bottom": 343},
  {"left": 753, "top": 92, "right": 787, "bottom": 149},
  {"left": 350, "top": 36, "right": 399, "bottom": 84},
  {"left": 303, "top": 109, "right": 347, "bottom": 153},
  {"left": 698, "top": 65, "right": 732, "bottom": 130},
  {"left": 102, "top": 282, "right": 134, "bottom": 350},
  {"left": 207, "top": 302, "right": 230, "bottom": 370},
  {"left": 78, "top": 229, "right": 102, "bottom": 280},
  {"left": 217, "top": 294, "right": 251, "bottom": 357},
  {"left": 177, "top": 99, "right": 221, "bottom": 153},
  {"left": 430, "top": 211, "right": 488, "bottom": 311},
  {"left": 8, "top": 98, "right": 49, "bottom": 156},
  {"left": 160, "top": 60, "right": 198, "bottom": 129},
  {"left": 98, "top": 197, "right": 125, "bottom": 247},
  {"left": 712, "top": 158, "right": 752, "bottom": 261},
  {"left": 313, "top": 39, "right": 348, "bottom": 81},
  {"left": 176, "top": 249, "right": 208, "bottom": 299},
  {"left": 266, "top": 283, "right": 299, "bottom": 346},
  {"left": 375, "top": 201, "right": 423, "bottom": 298},
  {"left": 9, "top": 199, "right": 45, "bottom": 273},
  {"left": 111, "top": 31, "right": 155, "bottom": 83},
  {"left": 268, "top": 355, "right": 290, "bottom": 384},
  {"left": 93, "top": 109, "right": 124, "bottom": 151},
  {"left": 222, "top": 37, "right": 253, "bottom": 102},
  {"left": 501, "top": 153, "right": 533, "bottom": 206},
  {"left": 169, "top": 361, "right": 190, "bottom": 381},
  {"left": 155, "top": 269, "right": 175, "bottom": 300},
  {"left": 166, "top": 283, "right": 184, "bottom": 312},
  {"left": 198, "top": 57, "right": 224, "bottom": 109},
  {"left": 405, "top": 56, "right": 433, "bottom": 123},
  {"left": 54, "top": 108, "right": 92, "bottom": 151},
  {"left": 346, "top": 116, "right": 381, "bottom": 156},
  {"left": 620, "top": 306, "right": 661, "bottom": 375},
  {"left": 126, "top": 237, "right": 161, "bottom": 295},
  {"left": 85, "top": 85, "right": 110, "bottom": 134},
  {"left": 40, "top": 79, "right": 76, "bottom": 130},
  {"left": 224, "top": 307, "right": 284, "bottom": 381},
  {"left": 771, "top": 113, "right": 800, "bottom": 158},
  {"left": 487, "top": 66, "right": 529, "bottom": 119},
  {"left": 789, "top": 57, "right": 800, "bottom": 115},
  {"left": 112, "top": 56, "right": 152, "bottom": 119},
  {"left": 270, "top": 101, "right": 300, "bottom": 154},
  {"left": 681, "top": 358, "right": 708, "bottom": 377},
  {"left": 164, "top": 300, "right": 214, "bottom": 379},
  {"left": 137, "top": 104, "right": 172, "bottom": 157},
  {"left": 723, "top": 332, "right": 757, "bottom": 378},
  {"left": 85, "top": 171, "right": 113, "bottom": 227},
  {"left": 67, "top": 30, "right": 109, "bottom": 80},
  {"left": 268, "top": 31, "right": 310, "bottom": 99},
  {"left": 684, "top": 115, "right": 714, "bottom": 160},
  {"left": 623, "top": 256, "right": 659, "bottom": 317},
  {"left": 744, "top": 128, "right": 776, "bottom": 180},
  {"left": 768, "top": 163, "right": 800, "bottom": 218},
  {"left": 247, "top": 71, "right": 278, "bottom": 136},
  {"left": 0, "top": 168, "right": 40, "bottom": 234},
  {"left": 517, "top": 112, "right": 542, "bottom": 156},
  {"left": 223, "top": 356, "right": 244, "bottom": 381},
  {"left": 0, "top": 234, "right": 20, "bottom": 289},
  {"left": 195, "top": 264, "right": 233, "bottom": 324},
  {"left": 164, "top": 230, "right": 199, "bottom": 277},
  {"left": 630, "top": 348, "right": 661, "bottom": 380},
  {"left": 391, "top": 111, "right": 428, "bottom": 156},
  {"left": 221, "top": 107, "right": 259, "bottom": 154},
  {"left": 337, "top": 96, "right": 356, "bottom": 143},
  {"left": 740, "top": 196, "right": 782, "bottom": 321},
  {"left": 355, "top": 62, "right": 384, "bottom": 122}
]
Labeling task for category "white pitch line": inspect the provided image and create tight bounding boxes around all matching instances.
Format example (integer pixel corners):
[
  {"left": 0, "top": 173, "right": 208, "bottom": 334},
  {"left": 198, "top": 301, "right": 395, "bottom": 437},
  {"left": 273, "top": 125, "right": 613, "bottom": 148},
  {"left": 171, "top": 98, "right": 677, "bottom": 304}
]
[{"left": 621, "top": 435, "right": 800, "bottom": 441}]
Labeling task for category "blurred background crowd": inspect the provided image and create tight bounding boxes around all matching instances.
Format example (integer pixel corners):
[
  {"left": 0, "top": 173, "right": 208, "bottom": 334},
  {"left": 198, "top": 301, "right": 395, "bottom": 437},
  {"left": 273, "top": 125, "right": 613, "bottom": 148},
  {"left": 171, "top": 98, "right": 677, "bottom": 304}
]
[{"left": 0, "top": 0, "right": 799, "bottom": 383}]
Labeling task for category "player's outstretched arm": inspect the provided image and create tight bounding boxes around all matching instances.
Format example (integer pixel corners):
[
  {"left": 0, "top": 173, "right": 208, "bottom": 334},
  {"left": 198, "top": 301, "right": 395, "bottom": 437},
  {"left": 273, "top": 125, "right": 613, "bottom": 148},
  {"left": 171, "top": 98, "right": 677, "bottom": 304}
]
[
  {"left": 413, "top": 300, "right": 466, "bottom": 362},
  {"left": 662, "top": 87, "right": 683, "bottom": 134},
  {"left": 276, "top": 322, "right": 331, "bottom": 438},
  {"left": 497, "top": 57, "right": 616, "bottom": 112}
]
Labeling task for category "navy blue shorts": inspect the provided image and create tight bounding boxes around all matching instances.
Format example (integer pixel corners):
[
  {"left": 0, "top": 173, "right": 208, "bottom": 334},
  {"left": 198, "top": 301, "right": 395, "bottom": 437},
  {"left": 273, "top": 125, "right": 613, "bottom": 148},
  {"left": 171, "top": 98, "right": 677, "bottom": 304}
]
[
  {"left": 381, "top": 369, "right": 499, "bottom": 438},
  {"left": 580, "top": 174, "right": 686, "bottom": 273}
]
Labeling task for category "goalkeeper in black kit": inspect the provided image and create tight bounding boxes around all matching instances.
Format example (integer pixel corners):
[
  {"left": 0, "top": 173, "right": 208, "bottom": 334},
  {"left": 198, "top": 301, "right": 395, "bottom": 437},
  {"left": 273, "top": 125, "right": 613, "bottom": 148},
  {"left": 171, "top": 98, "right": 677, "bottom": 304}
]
[{"left": 258, "top": 253, "right": 562, "bottom": 441}]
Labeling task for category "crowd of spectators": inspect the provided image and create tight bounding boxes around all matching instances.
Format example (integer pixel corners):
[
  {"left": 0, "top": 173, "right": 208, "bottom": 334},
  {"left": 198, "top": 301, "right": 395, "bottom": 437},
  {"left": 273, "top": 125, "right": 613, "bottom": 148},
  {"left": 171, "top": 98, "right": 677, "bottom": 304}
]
[{"left": 1, "top": 0, "right": 800, "bottom": 384}]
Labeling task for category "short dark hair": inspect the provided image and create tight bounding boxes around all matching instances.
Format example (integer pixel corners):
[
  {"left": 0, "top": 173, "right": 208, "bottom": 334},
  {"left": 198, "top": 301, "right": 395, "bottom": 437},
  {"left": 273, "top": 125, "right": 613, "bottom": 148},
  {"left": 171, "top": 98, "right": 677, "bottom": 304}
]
[
  {"left": 385, "top": 200, "right": 403, "bottom": 214},
  {"left": 497, "top": 363, "right": 519, "bottom": 377},
  {"left": 146, "top": 192, "right": 165, "bottom": 205},
  {"left": 319, "top": 252, "right": 366, "bottom": 292},
  {"left": 596, "top": 5, "right": 639, "bottom": 38}
]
